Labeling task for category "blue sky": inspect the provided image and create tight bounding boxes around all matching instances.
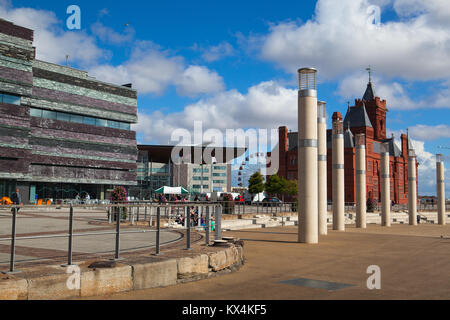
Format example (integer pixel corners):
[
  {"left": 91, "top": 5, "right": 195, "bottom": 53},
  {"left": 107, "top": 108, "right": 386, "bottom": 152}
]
[{"left": 1, "top": 0, "right": 449, "bottom": 195}]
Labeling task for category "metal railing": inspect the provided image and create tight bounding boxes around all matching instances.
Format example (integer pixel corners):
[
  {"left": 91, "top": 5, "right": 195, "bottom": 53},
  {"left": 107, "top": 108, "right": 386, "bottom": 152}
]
[{"left": 0, "top": 202, "right": 222, "bottom": 274}]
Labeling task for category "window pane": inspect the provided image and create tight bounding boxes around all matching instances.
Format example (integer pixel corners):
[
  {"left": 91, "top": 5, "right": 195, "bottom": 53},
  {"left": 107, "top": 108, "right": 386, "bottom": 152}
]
[
  {"left": 42, "top": 110, "right": 57, "bottom": 120},
  {"left": 119, "top": 122, "right": 130, "bottom": 130},
  {"left": 2, "top": 94, "right": 20, "bottom": 105},
  {"left": 56, "top": 112, "right": 70, "bottom": 122},
  {"left": 30, "top": 108, "right": 42, "bottom": 117},
  {"left": 70, "top": 114, "right": 83, "bottom": 124},
  {"left": 108, "top": 121, "right": 120, "bottom": 129},
  {"left": 83, "top": 117, "right": 96, "bottom": 126},
  {"left": 96, "top": 119, "right": 108, "bottom": 127}
]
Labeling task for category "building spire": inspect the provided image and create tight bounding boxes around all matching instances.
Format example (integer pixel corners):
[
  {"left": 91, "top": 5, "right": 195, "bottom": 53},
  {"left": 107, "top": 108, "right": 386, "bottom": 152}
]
[
  {"left": 366, "top": 65, "right": 372, "bottom": 83},
  {"left": 363, "top": 66, "right": 376, "bottom": 101}
]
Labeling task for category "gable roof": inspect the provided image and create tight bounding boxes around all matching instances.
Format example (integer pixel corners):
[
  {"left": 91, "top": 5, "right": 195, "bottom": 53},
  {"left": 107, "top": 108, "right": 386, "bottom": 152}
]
[
  {"left": 363, "top": 81, "right": 376, "bottom": 101},
  {"left": 343, "top": 104, "right": 373, "bottom": 129}
]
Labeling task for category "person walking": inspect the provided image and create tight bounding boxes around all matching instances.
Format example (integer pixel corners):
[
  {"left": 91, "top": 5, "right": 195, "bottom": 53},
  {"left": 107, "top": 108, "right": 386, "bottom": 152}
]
[{"left": 11, "top": 188, "right": 22, "bottom": 213}]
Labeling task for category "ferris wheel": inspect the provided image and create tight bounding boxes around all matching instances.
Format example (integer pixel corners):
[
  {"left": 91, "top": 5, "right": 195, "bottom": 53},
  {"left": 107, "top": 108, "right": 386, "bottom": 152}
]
[{"left": 234, "top": 152, "right": 268, "bottom": 188}]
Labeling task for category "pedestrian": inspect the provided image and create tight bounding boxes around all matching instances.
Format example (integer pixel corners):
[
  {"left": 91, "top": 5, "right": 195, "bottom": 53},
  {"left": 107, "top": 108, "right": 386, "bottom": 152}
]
[{"left": 11, "top": 188, "right": 22, "bottom": 213}]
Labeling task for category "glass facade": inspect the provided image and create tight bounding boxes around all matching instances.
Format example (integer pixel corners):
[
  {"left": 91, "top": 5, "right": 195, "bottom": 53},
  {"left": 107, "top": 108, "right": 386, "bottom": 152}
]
[
  {"left": 213, "top": 173, "right": 227, "bottom": 177},
  {"left": 0, "top": 180, "right": 16, "bottom": 199},
  {"left": 0, "top": 92, "right": 21, "bottom": 105},
  {"left": 30, "top": 107, "right": 131, "bottom": 130}
]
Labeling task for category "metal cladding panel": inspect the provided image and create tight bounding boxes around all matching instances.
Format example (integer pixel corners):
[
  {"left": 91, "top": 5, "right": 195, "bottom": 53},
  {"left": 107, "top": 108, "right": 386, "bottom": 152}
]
[
  {"left": 0, "top": 19, "right": 34, "bottom": 41},
  {"left": 0, "top": 65, "right": 33, "bottom": 84},
  {"left": 29, "top": 136, "right": 136, "bottom": 156},
  {"left": 0, "top": 43, "right": 34, "bottom": 61},
  {"left": 0, "top": 78, "right": 32, "bottom": 96},
  {"left": 33, "top": 68, "right": 137, "bottom": 99},
  {"left": 0, "top": 18, "right": 138, "bottom": 186},
  {"left": 30, "top": 164, "right": 137, "bottom": 184},
  {"left": 30, "top": 117, "right": 136, "bottom": 140},
  {"left": 31, "top": 126, "right": 135, "bottom": 147},
  {"left": 0, "top": 102, "right": 30, "bottom": 118},
  {"left": 30, "top": 154, "right": 137, "bottom": 171},
  {"left": 0, "top": 146, "right": 31, "bottom": 159},
  {"left": 31, "top": 86, "right": 137, "bottom": 116}
]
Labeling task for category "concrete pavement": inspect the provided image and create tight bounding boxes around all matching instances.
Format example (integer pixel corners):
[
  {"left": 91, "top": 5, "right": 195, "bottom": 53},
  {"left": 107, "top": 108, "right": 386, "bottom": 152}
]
[{"left": 93, "top": 224, "right": 450, "bottom": 300}]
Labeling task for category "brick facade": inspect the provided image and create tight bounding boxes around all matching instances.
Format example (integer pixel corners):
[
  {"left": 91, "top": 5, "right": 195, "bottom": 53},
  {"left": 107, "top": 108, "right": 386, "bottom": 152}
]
[{"left": 277, "top": 81, "right": 418, "bottom": 205}]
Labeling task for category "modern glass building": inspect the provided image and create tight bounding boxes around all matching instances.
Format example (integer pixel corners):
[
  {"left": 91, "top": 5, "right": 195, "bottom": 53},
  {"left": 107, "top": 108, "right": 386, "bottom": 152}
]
[
  {"left": 130, "top": 145, "right": 245, "bottom": 199},
  {"left": 0, "top": 19, "right": 138, "bottom": 203}
]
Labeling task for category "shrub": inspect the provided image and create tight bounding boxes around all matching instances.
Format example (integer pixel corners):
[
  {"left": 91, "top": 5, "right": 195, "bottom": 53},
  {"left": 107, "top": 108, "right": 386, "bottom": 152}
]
[
  {"left": 367, "top": 198, "right": 376, "bottom": 213},
  {"left": 111, "top": 186, "right": 128, "bottom": 220},
  {"left": 221, "top": 193, "right": 235, "bottom": 214}
]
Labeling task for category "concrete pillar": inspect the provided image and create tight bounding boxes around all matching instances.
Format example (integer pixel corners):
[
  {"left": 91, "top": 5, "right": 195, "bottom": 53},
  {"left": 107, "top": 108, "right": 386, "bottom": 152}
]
[
  {"left": 381, "top": 144, "right": 391, "bottom": 227},
  {"left": 437, "top": 154, "right": 446, "bottom": 225},
  {"left": 298, "top": 68, "right": 318, "bottom": 244},
  {"left": 332, "top": 112, "right": 345, "bottom": 231},
  {"left": 317, "top": 101, "right": 328, "bottom": 236},
  {"left": 408, "top": 150, "right": 417, "bottom": 226},
  {"left": 355, "top": 134, "right": 367, "bottom": 229}
]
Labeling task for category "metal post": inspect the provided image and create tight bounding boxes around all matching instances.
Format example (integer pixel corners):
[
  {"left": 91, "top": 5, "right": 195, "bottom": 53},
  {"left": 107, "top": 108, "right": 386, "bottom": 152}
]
[
  {"left": 437, "top": 154, "right": 446, "bottom": 225},
  {"left": 149, "top": 207, "right": 153, "bottom": 227},
  {"left": 205, "top": 206, "right": 210, "bottom": 245},
  {"left": 408, "top": 150, "right": 418, "bottom": 226},
  {"left": 215, "top": 205, "right": 222, "bottom": 240},
  {"left": 355, "top": 134, "right": 367, "bottom": 229},
  {"left": 67, "top": 205, "right": 74, "bottom": 266},
  {"left": 155, "top": 207, "right": 161, "bottom": 255},
  {"left": 381, "top": 144, "right": 391, "bottom": 227},
  {"left": 114, "top": 206, "right": 121, "bottom": 260},
  {"left": 137, "top": 205, "right": 140, "bottom": 222},
  {"left": 185, "top": 206, "right": 192, "bottom": 250},
  {"left": 332, "top": 113, "right": 345, "bottom": 232},
  {"left": 5, "top": 207, "right": 19, "bottom": 274},
  {"left": 198, "top": 206, "right": 202, "bottom": 227},
  {"left": 108, "top": 206, "right": 112, "bottom": 224},
  {"left": 144, "top": 205, "right": 148, "bottom": 221}
]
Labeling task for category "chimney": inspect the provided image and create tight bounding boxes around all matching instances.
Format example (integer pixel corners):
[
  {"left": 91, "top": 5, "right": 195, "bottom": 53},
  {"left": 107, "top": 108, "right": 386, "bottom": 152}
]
[{"left": 401, "top": 133, "right": 408, "bottom": 158}]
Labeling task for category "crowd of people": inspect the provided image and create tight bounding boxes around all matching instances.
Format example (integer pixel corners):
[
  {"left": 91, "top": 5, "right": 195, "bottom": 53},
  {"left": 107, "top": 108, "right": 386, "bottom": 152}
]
[{"left": 155, "top": 194, "right": 214, "bottom": 230}]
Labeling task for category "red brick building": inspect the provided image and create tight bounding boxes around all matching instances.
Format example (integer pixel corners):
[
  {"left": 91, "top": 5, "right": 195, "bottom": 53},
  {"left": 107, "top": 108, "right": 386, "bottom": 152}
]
[{"left": 277, "top": 80, "right": 418, "bottom": 204}]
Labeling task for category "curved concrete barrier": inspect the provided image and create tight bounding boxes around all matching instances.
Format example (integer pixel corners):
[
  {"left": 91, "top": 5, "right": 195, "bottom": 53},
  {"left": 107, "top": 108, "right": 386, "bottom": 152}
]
[{"left": 0, "top": 243, "right": 245, "bottom": 300}]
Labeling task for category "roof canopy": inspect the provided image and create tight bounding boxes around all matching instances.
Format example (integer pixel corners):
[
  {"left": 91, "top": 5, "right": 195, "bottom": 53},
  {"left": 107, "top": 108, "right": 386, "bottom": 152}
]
[{"left": 154, "top": 186, "right": 189, "bottom": 195}]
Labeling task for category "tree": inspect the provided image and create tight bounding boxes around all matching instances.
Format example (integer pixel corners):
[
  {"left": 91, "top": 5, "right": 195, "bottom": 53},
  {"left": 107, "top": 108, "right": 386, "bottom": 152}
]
[
  {"left": 264, "top": 175, "right": 284, "bottom": 196},
  {"left": 283, "top": 179, "right": 298, "bottom": 198},
  {"left": 248, "top": 172, "right": 265, "bottom": 196}
]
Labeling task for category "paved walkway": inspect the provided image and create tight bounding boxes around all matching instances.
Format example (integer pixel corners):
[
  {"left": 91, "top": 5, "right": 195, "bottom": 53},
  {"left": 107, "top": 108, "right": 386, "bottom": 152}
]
[{"left": 93, "top": 224, "right": 450, "bottom": 300}]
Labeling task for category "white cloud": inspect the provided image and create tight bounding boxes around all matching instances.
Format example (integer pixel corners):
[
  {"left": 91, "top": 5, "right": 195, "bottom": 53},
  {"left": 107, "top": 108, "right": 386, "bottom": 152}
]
[
  {"left": 90, "top": 43, "right": 225, "bottom": 96},
  {"left": 337, "top": 72, "right": 450, "bottom": 110},
  {"left": 89, "top": 40, "right": 228, "bottom": 96},
  {"left": 258, "top": 0, "right": 450, "bottom": 81},
  {"left": 91, "top": 22, "right": 135, "bottom": 45},
  {"left": 412, "top": 139, "right": 450, "bottom": 196},
  {"left": 133, "top": 80, "right": 297, "bottom": 144},
  {"left": 409, "top": 125, "right": 450, "bottom": 141},
  {"left": 90, "top": 44, "right": 183, "bottom": 94},
  {"left": 389, "top": 131, "right": 449, "bottom": 196},
  {"left": 0, "top": 1, "right": 105, "bottom": 66},
  {"left": 200, "top": 42, "right": 236, "bottom": 62},
  {"left": 176, "top": 66, "right": 225, "bottom": 96}
]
